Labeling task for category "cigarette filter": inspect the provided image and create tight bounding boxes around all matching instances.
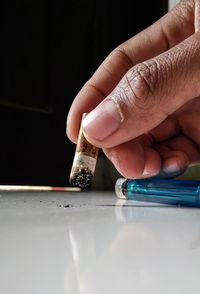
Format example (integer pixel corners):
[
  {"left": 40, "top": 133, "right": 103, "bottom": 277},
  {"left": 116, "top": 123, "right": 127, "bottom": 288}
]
[{"left": 70, "top": 113, "right": 99, "bottom": 188}]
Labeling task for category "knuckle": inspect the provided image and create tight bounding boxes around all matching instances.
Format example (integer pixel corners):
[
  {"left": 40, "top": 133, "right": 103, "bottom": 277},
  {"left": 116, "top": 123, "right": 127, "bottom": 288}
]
[
  {"left": 172, "top": 0, "right": 194, "bottom": 25},
  {"left": 125, "top": 61, "right": 159, "bottom": 109},
  {"left": 110, "top": 58, "right": 168, "bottom": 118}
]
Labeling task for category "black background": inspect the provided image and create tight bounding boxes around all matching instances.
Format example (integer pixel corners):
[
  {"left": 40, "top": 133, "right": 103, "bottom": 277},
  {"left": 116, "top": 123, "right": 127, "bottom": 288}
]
[{"left": 0, "top": 0, "right": 167, "bottom": 186}]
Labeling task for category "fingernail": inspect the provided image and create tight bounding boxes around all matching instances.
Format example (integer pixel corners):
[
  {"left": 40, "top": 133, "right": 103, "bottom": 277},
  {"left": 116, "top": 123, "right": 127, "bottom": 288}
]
[
  {"left": 141, "top": 170, "right": 152, "bottom": 178},
  {"left": 140, "top": 170, "right": 157, "bottom": 179},
  {"left": 82, "top": 98, "right": 123, "bottom": 141},
  {"left": 156, "top": 162, "right": 184, "bottom": 179},
  {"left": 162, "top": 162, "right": 181, "bottom": 175}
]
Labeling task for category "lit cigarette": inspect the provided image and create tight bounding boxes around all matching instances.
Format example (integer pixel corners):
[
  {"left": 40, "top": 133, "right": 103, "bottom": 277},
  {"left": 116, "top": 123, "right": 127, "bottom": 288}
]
[
  {"left": 70, "top": 113, "right": 99, "bottom": 188},
  {"left": 0, "top": 185, "right": 81, "bottom": 191}
]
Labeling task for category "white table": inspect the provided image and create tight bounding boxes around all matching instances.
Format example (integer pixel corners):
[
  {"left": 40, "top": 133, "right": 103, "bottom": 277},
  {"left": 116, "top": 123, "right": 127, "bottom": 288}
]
[{"left": 0, "top": 190, "right": 200, "bottom": 294}]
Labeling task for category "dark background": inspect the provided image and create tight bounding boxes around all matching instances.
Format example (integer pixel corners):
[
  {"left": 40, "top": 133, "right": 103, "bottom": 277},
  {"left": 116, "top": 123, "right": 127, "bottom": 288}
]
[{"left": 0, "top": 0, "right": 168, "bottom": 187}]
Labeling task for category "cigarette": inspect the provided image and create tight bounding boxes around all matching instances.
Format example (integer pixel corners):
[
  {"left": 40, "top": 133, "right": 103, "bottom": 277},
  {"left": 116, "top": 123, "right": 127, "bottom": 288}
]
[
  {"left": 70, "top": 113, "right": 99, "bottom": 188},
  {"left": 0, "top": 185, "right": 81, "bottom": 191}
]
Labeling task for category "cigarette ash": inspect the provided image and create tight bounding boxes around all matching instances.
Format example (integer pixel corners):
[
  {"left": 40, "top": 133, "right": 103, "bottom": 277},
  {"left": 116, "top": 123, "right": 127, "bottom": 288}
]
[
  {"left": 70, "top": 167, "right": 93, "bottom": 188},
  {"left": 57, "top": 204, "right": 70, "bottom": 208}
]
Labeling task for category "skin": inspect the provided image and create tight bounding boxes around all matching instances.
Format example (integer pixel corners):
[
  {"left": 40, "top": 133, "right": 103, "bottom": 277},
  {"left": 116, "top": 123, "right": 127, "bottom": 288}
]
[{"left": 67, "top": 0, "right": 200, "bottom": 179}]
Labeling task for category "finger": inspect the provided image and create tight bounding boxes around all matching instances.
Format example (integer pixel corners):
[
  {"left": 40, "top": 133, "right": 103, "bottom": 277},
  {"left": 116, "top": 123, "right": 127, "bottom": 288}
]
[
  {"left": 104, "top": 124, "right": 198, "bottom": 179},
  {"left": 149, "top": 150, "right": 189, "bottom": 179},
  {"left": 139, "top": 147, "right": 162, "bottom": 178},
  {"left": 103, "top": 116, "right": 182, "bottom": 179},
  {"left": 67, "top": 0, "right": 194, "bottom": 143},
  {"left": 103, "top": 141, "right": 145, "bottom": 178},
  {"left": 104, "top": 136, "right": 191, "bottom": 180},
  {"left": 157, "top": 135, "right": 200, "bottom": 165},
  {"left": 82, "top": 33, "right": 200, "bottom": 148},
  {"left": 137, "top": 132, "right": 198, "bottom": 178},
  {"left": 161, "top": 151, "right": 189, "bottom": 178},
  {"left": 103, "top": 142, "right": 161, "bottom": 179}
]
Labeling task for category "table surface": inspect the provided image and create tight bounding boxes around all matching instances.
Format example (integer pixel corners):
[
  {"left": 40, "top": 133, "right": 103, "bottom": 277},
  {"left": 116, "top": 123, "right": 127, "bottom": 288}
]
[{"left": 0, "top": 190, "right": 200, "bottom": 294}]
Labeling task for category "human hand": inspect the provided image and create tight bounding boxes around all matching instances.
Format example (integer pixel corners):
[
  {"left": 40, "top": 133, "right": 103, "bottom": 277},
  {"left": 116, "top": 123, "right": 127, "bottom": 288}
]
[{"left": 67, "top": 0, "right": 200, "bottom": 179}]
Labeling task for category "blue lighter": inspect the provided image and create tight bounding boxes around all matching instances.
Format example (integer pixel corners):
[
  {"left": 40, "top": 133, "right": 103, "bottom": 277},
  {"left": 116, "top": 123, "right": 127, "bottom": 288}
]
[{"left": 115, "top": 178, "right": 200, "bottom": 207}]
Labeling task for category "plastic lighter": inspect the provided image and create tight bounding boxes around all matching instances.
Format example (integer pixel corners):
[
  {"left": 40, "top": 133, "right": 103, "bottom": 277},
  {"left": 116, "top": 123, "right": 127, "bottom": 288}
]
[{"left": 115, "top": 178, "right": 200, "bottom": 207}]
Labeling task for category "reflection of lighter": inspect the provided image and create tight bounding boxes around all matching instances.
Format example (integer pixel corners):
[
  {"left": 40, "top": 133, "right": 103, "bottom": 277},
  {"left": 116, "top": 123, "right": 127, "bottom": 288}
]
[{"left": 115, "top": 178, "right": 200, "bottom": 207}]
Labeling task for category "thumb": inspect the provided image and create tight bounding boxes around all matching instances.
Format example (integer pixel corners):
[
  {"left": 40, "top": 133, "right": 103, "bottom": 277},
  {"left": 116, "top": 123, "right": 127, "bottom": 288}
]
[{"left": 82, "top": 33, "right": 200, "bottom": 148}]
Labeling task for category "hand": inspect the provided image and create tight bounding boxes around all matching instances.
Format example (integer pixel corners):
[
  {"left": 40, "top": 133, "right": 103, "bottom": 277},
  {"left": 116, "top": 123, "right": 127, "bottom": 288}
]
[{"left": 67, "top": 0, "right": 200, "bottom": 179}]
